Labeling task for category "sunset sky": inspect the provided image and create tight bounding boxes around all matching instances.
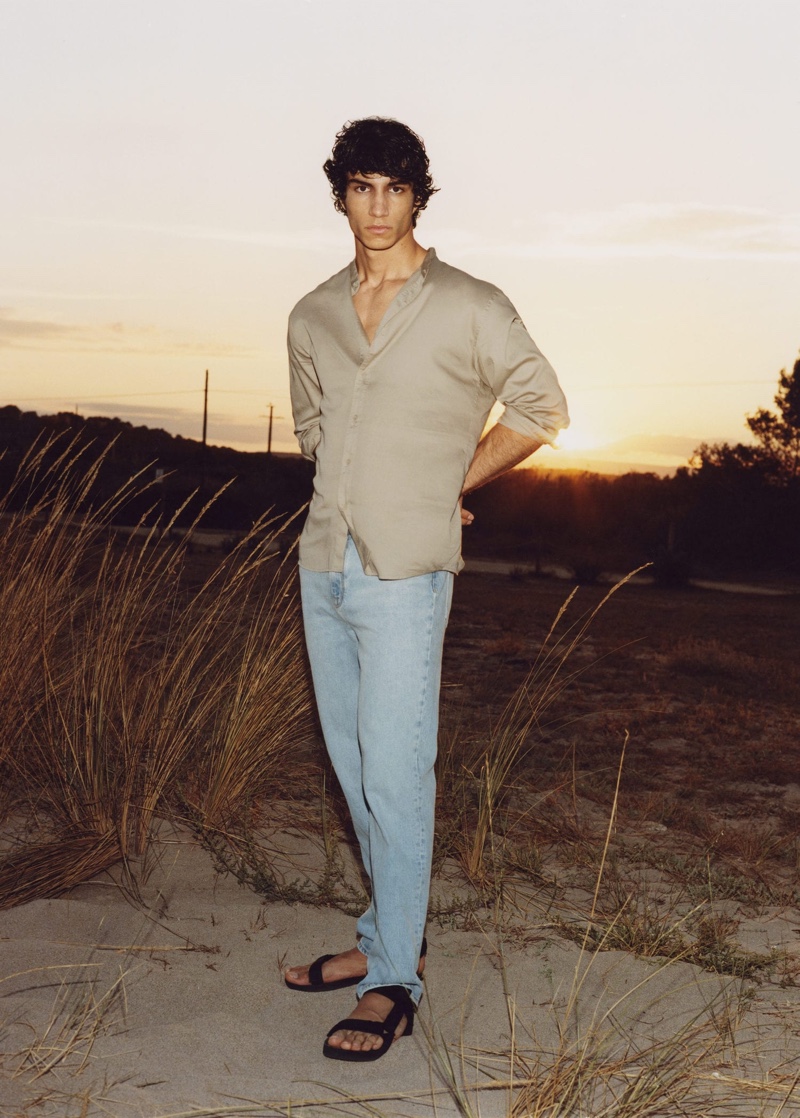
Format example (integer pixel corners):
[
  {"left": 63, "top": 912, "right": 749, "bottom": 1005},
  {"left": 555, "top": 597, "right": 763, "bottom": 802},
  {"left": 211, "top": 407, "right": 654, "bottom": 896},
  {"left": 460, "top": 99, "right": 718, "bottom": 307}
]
[{"left": 2, "top": 0, "right": 798, "bottom": 473}]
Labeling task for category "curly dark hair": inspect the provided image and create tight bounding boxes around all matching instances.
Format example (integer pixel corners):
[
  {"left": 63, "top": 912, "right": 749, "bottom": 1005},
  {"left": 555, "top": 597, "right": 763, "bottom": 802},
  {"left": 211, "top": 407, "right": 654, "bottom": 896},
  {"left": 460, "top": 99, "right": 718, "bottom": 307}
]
[{"left": 323, "top": 117, "right": 438, "bottom": 224}]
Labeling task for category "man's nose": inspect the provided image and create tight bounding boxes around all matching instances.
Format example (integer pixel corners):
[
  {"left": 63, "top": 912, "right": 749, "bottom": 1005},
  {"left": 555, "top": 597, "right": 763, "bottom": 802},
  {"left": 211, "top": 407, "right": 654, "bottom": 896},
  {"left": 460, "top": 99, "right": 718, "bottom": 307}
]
[{"left": 370, "top": 189, "right": 389, "bottom": 216}]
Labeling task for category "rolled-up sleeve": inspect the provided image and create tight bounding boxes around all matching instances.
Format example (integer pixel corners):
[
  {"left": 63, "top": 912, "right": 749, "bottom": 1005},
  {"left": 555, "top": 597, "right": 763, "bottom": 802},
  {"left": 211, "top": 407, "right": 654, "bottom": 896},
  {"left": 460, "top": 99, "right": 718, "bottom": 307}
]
[
  {"left": 476, "top": 292, "right": 569, "bottom": 446},
  {"left": 288, "top": 316, "right": 322, "bottom": 461}
]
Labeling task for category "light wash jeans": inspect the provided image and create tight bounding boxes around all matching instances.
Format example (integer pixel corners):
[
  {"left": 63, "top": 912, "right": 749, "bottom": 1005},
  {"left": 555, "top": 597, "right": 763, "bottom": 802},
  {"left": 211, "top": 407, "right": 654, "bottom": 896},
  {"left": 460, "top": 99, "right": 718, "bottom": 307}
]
[{"left": 299, "top": 536, "right": 454, "bottom": 1005}]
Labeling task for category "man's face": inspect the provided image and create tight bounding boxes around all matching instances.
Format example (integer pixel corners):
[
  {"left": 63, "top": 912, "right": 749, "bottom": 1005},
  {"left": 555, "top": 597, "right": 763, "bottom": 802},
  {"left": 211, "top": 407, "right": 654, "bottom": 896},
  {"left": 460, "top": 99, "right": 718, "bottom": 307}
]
[{"left": 344, "top": 173, "right": 417, "bottom": 251}]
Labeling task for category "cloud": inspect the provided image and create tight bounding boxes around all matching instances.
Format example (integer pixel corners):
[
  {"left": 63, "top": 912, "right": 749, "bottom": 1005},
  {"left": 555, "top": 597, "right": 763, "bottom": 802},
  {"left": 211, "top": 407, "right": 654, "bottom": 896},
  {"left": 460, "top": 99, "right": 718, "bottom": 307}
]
[
  {"left": 0, "top": 311, "right": 78, "bottom": 344},
  {"left": 68, "top": 217, "right": 345, "bottom": 253},
  {"left": 66, "top": 205, "right": 800, "bottom": 262},
  {"left": 438, "top": 204, "right": 800, "bottom": 261},
  {"left": 0, "top": 287, "right": 133, "bottom": 301},
  {"left": 0, "top": 309, "right": 253, "bottom": 357},
  {"left": 536, "top": 431, "right": 709, "bottom": 476},
  {"left": 601, "top": 433, "right": 702, "bottom": 457}
]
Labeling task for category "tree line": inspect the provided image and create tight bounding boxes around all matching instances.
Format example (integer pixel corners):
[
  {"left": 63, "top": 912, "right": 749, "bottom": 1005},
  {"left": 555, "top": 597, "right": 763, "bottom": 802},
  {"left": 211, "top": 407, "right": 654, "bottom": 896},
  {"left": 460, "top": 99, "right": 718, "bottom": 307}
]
[
  {"left": 0, "top": 405, "right": 314, "bottom": 531},
  {"left": 1, "top": 353, "right": 798, "bottom": 580},
  {"left": 467, "top": 354, "right": 800, "bottom": 581}
]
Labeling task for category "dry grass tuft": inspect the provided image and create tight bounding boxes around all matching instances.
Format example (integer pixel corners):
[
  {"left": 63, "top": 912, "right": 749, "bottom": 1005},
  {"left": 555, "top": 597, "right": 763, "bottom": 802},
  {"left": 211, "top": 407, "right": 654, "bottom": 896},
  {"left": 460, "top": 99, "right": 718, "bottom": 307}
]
[
  {"left": 0, "top": 830, "right": 122, "bottom": 910},
  {"left": 0, "top": 436, "right": 313, "bottom": 907},
  {"left": 438, "top": 569, "right": 648, "bottom": 886},
  {"left": 7, "top": 962, "right": 130, "bottom": 1082},
  {"left": 505, "top": 1022, "right": 721, "bottom": 1118}
]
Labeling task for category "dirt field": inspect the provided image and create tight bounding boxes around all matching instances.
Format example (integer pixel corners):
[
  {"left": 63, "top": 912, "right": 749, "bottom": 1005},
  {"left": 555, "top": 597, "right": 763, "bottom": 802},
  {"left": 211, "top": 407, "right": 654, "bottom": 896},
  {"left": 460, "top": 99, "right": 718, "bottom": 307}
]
[{"left": 440, "top": 570, "right": 800, "bottom": 968}]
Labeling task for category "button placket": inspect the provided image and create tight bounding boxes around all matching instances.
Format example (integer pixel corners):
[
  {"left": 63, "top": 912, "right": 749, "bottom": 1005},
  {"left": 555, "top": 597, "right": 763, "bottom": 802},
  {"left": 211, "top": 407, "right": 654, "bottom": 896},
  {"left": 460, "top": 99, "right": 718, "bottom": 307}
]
[{"left": 337, "top": 354, "right": 373, "bottom": 516}]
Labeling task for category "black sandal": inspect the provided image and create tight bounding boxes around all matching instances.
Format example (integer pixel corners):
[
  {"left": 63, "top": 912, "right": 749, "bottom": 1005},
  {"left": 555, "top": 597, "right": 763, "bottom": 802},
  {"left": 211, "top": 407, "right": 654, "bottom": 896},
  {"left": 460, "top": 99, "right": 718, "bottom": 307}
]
[
  {"left": 285, "top": 936, "right": 427, "bottom": 993},
  {"left": 322, "top": 984, "right": 416, "bottom": 1062}
]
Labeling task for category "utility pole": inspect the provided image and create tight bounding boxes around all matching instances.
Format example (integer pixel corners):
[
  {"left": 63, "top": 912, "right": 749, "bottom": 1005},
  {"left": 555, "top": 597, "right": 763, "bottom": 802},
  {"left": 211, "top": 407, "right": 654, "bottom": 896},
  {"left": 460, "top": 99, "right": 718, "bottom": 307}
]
[
  {"left": 260, "top": 402, "right": 284, "bottom": 457},
  {"left": 200, "top": 369, "right": 209, "bottom": 498},
  {"left": 202, "top": 369, "right": 209, "bottom": 447}
]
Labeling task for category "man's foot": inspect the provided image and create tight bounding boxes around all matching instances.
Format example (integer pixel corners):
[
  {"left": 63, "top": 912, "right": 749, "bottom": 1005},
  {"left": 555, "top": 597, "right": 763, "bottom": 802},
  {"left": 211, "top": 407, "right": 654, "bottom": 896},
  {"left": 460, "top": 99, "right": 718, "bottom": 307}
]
[
  {"left": 284, "top": 945, "right": 367, "bottom": 991},
  {"left": 284, "top": 940, "right": 426, "bottom": 992},
  {"left": 324, "top": 987, "right": 415, "bottom": 1060}
]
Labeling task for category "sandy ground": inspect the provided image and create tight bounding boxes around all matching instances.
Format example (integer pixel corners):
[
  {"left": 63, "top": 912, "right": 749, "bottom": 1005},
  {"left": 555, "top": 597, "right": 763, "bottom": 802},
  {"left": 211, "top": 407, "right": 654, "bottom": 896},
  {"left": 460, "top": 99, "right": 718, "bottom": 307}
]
[
  {"left": 3, "top": 574, "right": 800, "bottom": 1116},
  {"left": 2, "top": 824, "right": 800, "bottom": 1118}
]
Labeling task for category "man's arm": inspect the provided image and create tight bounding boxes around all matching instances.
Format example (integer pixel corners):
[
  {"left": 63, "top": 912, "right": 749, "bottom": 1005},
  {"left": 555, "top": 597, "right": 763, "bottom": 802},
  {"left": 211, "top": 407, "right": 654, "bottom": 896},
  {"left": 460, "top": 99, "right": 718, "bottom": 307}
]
[
  {"left": 461, "top": 292, "right": 568, "bottom": 524},
  {"left": 288, "top": 318, "right": 322, "bottom": 461},
  {"left": 460, "top": 423, "right": 541, "bottom": 525}
]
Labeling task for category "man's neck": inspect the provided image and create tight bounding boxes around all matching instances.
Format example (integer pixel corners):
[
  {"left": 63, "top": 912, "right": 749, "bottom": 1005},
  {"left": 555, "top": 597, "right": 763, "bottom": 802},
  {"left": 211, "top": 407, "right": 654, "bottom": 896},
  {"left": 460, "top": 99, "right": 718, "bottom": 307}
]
[{"left": 354, "top": 232, "right": 428, "bottom": 288}]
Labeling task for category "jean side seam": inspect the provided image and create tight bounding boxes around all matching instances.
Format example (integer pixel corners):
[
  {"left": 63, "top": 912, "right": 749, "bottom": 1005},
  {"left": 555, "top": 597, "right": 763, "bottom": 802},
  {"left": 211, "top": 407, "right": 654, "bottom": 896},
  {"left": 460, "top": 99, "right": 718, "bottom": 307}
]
[{"left": 408, "top": 577, "right": 438, "bottom": 946}]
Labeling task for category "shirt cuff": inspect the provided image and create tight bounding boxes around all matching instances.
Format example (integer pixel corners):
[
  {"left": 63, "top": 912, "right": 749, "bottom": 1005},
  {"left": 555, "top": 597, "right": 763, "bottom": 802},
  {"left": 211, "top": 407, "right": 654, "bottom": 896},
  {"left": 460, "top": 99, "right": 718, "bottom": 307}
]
[
  {"left": 497, "top": 405, "right": 566, "bottom": 447},
  {"left": 297, "top": 427, "right": 321, "bottom": 461}
]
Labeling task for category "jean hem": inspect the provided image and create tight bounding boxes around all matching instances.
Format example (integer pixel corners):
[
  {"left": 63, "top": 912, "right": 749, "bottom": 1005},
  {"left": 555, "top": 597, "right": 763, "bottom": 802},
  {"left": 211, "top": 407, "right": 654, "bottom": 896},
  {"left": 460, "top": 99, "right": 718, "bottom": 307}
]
[{"left": 358, "top": 980, "right": 422, "bottom": 1008}]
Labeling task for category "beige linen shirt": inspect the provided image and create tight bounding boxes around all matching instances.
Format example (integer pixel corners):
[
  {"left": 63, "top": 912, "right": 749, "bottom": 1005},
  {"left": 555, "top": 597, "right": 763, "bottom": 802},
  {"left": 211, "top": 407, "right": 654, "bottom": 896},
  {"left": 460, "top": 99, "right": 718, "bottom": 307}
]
[{"left": 288, "top": 248, "right": 568, "bottom": 579}]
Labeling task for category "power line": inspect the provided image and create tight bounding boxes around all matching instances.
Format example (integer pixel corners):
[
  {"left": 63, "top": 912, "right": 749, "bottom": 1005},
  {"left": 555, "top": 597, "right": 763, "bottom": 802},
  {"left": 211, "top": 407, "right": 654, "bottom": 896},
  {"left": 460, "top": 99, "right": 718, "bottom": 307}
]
[
  {"left": 7, "top": 390, "right": 202, "bottom": 401},
  {"left": 581, "top": 379, "right": 776, "bottom": 390},
  {"left": 211, "top": 389, "right": 294, "bottom": 399},
  {"left": 6, "top": 388, "right": 292, "bottom": 402}
]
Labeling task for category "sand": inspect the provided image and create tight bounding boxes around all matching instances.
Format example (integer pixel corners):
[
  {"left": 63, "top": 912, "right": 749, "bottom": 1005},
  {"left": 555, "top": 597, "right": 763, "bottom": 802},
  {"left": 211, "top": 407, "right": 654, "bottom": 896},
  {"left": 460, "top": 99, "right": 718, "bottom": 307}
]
[{"left": 2, "top": 821, "right": 800, "bottom": 1118}]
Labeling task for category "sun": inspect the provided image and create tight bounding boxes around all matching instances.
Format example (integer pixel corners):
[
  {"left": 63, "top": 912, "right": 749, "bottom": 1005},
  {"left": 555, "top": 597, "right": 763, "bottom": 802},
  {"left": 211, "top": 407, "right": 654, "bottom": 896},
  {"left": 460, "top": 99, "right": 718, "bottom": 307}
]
[{"left": 552, "top": 424, "right": 600, "bottom": 452}]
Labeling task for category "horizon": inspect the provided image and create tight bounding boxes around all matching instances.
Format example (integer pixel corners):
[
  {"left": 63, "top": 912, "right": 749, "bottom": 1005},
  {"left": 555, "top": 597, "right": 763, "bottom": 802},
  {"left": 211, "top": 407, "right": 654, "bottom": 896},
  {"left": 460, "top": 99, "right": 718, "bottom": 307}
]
[
  {"left": 0, "top": 399, "right": 698, "bottom": 478},
  {"left": 2, "top": 1, "right": 799, "bottom": 471}
]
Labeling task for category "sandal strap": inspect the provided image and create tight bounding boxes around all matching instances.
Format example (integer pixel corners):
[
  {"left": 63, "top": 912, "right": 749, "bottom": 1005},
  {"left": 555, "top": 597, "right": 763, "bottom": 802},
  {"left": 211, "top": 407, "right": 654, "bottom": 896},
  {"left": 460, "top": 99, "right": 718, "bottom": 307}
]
[
  {"left": 326, "top": 1016, "right": 386, "bottom": 1039},
  {"left": 326, "top": 985, "right": 416, "bottom": 1043},
  {"left": 308, "top": 941, "right": 426, "bottom": 986},
  {"left": 379, "top": 998, "right": 411, "bottom": 1040},
  {"left": 307, "top": 954, "right": 335, "bottom": 986},
  {"left": 373, "top": 983, "right": 416, "bottom": 1006},
  {"left": 369, "top": 984, "right": 416, "bottom": 1039}
]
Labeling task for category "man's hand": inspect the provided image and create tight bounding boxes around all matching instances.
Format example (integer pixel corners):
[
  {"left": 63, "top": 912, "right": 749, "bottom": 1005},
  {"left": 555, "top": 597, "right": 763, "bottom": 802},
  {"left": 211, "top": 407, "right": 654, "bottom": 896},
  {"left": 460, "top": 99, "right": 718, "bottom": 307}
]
[{"left": 460, "top": 424, "right": 544, "bottom": 526}]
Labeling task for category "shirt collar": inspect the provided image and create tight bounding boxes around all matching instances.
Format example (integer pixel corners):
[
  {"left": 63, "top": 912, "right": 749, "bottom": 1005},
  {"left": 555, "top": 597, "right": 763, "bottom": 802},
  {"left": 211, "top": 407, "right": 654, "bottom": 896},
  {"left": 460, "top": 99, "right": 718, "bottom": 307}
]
[{"left": 348, "top": 247, "right": 437, "bottom": 296}]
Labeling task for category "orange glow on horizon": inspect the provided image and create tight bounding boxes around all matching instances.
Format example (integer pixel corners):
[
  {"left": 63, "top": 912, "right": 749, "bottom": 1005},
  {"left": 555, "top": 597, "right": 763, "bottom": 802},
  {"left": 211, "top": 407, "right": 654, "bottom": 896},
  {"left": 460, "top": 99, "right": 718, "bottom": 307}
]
[{"left": 552, "top": 424, "right": 599, "bottom": 452}]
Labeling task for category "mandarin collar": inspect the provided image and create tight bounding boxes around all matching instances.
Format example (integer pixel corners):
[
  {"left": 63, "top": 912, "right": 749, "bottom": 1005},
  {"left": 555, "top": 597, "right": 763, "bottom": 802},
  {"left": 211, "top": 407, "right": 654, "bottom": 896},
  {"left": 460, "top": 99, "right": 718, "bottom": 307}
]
[{"left": 348, "top": 247, "right": 437, "bottom": 295}]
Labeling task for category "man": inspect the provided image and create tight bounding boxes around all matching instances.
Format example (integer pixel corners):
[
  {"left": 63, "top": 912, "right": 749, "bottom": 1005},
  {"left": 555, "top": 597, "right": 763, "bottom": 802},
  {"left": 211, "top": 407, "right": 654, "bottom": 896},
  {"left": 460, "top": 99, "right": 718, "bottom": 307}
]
[{"left": 284, "top": 118, "right": 568, "bottom": 1061}]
